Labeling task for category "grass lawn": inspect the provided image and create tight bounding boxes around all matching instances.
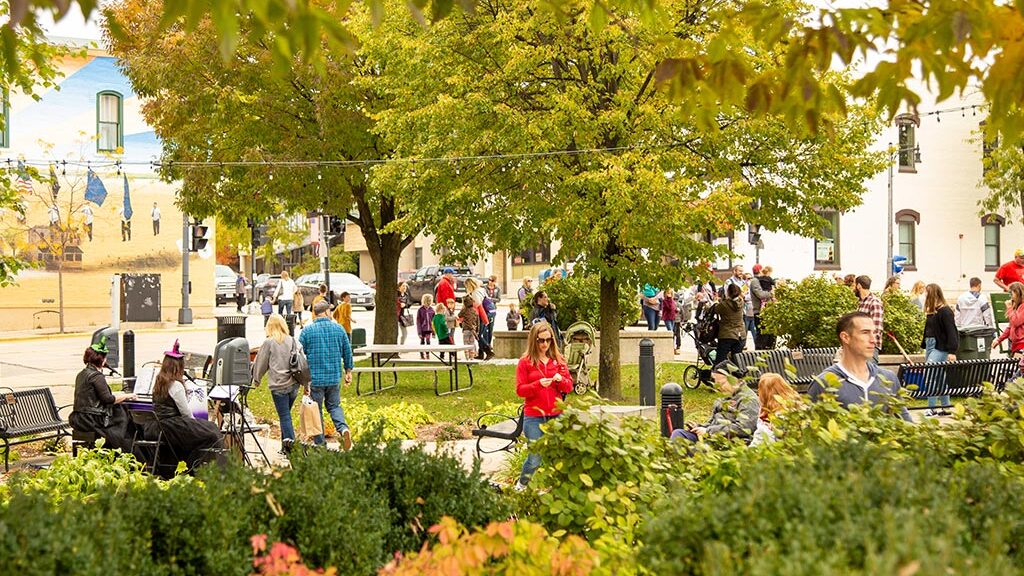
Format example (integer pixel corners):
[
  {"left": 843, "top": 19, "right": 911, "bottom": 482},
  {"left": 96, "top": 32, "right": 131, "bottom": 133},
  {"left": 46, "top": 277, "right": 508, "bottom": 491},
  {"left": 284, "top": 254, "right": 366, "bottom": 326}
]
[{"left": 247, "top": 359, "right": 720, "bottom": 438}]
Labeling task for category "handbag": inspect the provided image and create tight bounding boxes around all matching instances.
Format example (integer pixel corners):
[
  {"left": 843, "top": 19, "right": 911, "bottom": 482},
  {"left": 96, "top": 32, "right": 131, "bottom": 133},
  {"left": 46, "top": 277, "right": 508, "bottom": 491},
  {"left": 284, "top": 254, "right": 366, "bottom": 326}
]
[
  {"left": 288, "top": 338, "right": 312, "bottom": 387},
  {"left": 298, "top": 395, "right": 323, "bottom": 441},
  {"left": 400, "top": 311, "right": 414, "bottom": 327}
]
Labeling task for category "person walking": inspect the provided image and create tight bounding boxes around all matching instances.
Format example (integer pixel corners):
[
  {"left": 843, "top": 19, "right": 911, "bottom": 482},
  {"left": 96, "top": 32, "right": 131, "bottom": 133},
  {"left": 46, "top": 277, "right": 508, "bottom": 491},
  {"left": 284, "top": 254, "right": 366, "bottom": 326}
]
[
  {"left": 397, "top": 282, "right": 413, "bottom": 344},
  {"left": 715, "top": 283, "right": 746, "bottom": 365},
  {"left": 435, "top": 267, "right": 457, "bottom": 305},
  {"left": 641, "top": 284, "right": 660, "bottom": 330},
  {"left": 465, "top": 277, "right": 495, "bottom": 360},
  {"left": 151, "top": 202, "right": 161, "bottom": 235},
  {"left": 517, "top": 277, "right": 534, "bottom": 330},
  {"left": 921, "top": 284, "right": 958, "bottom": 416},
  {"left": 332, "top": 292, "right": 353, "bottom": 335},
  {"left": 273, "top": 270, "right": 297, "bottom": 316},
  {"left": 235, "top": 272, "right": 247, "bottom": 313},
  {"left": 662, "top": 288, "right": 680, "bottom": 353},
  {"left": 854, "top": 275, "right": 884, "bottom": 363},
  {"left": 484, "top": 275, "right": 501, "bottom": 343},
  {"left": 993, "top": 282, "right": 1024, "bottom": 356},
  {"left": 416, "top": 294, "right": 436, "bottom": 359},
  {"left": 252, "top": 314, "right": 303, "bottom": 454},
  {"left": 513, "top": 321, "right": 573, "bottom": 490},
  {"left": 298, "top": 301, "right": 354, "bottom": 449}
]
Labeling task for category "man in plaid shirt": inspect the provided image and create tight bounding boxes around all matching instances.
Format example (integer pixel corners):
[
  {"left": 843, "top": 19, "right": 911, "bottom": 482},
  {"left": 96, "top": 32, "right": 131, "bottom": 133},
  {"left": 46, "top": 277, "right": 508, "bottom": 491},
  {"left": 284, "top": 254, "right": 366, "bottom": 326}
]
[
  {"left": 854, "top": 275, "right": 884, "bottom": 363},
  {"left": 298, "top": 300, "right": 354, "bottom": 448}
]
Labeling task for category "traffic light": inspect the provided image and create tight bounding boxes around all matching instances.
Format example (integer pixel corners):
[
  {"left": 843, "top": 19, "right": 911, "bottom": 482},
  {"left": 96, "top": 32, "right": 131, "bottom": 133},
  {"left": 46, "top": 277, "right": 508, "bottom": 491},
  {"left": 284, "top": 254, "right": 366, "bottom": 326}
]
[
  {"left": 747, "top": 224, "right": 761, "bottom": 245},
  {"left": 250, "top": 219, "right": 268, "bottom": 248},
  {"left": 328, "top": 216, "right": 343, "bottom": 236},
  {"left": 190, "top": 221, "right": 210, "bottom": 252}
]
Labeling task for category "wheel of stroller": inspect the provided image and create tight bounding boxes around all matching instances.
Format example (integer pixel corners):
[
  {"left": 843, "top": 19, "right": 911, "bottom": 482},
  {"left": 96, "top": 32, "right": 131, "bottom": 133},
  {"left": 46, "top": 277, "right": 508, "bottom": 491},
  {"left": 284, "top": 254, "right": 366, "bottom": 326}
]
[
  {"left": 574, "top": 373, "right": 591, "bottom": 395},
  {"left": 682, "top": 365, "right": 701, "bottom": 389}
]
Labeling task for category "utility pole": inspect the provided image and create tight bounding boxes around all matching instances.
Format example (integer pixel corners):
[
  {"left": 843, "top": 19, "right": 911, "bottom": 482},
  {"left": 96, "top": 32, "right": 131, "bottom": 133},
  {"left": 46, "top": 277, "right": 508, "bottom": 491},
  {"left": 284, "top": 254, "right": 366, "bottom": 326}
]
[{"left": 178, "top": 212, "right": 192, "bottom": 324}]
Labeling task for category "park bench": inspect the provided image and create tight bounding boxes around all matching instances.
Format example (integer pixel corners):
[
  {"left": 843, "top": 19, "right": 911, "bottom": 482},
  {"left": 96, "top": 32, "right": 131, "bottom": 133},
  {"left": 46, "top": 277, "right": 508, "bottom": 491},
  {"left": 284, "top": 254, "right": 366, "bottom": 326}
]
[
  {"left": 897, "top": 358, "right": 1018, "bottom": 403},
  {"left": 733, "top": 347, "right": 839, "bottom": 393},
  {"left": 0, "top": 387, "right": 72, "bottom": 472},
  {"left": 470, "top": 406, "right": 525, "bottom": 457},
  {"left": 180, "top": 350, "right": 214, "bottom": 380}
]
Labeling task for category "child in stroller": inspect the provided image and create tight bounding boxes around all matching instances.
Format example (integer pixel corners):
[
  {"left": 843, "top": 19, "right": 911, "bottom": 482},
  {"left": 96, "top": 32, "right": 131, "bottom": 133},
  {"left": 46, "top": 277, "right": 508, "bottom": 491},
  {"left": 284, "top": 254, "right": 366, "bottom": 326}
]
[
  {"left": 563, "top": 320, "right": 597, "bottom": 394},
  {"left": 682, "top": 303, "right": 719, "bottom": 389}
]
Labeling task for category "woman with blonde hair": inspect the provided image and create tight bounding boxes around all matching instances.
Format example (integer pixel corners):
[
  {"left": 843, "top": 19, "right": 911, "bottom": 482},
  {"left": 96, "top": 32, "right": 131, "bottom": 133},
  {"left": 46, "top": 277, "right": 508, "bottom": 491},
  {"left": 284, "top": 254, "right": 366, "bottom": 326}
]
[
  {"left": 909, "top": 280, "right": 927, "bottom": 310},
  {"left": 253, "top": 314, "right": 303, "bottom": 452},
  {"left": 514, "top": 321, "right": 573, "bottom": 490},
  {"left": 750, "top": 373, "right": 799, "bottom": 446}
]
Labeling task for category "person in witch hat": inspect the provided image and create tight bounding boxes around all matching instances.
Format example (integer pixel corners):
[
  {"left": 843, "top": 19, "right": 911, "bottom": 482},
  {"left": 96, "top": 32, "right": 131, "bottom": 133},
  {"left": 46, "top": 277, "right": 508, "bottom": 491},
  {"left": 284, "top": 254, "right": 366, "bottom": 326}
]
[
  {"left": 69, "top": 335, "right": 139, "bottom": 453},
  {"left": 149, "top": 339, "right": 225, "bottom": 477}
]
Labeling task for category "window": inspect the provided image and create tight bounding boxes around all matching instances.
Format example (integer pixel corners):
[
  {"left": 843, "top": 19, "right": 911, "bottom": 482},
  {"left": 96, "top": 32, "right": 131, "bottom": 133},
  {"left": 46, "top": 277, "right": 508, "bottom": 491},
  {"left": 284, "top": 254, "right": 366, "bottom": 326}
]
[
  {"left": 895, "top": 209, "right": 920, "bottom": 268},
  {"left": 512, "top": 242, "right": 551, "bottom": 266},
  {"left": 983, "top": 214, "right": 1004, "bottom": 271},
  {"left": 814, "top": 211, "right": 840, "bottom": 269},
  {"left": 896, "top": 113, "right": 919, "bottom": 172},
  {"left": 96, "top": 91, "right": 123, "bottom": 152},
  {"left": 414, "top": 247, "right": 423, "bottom": 269}
]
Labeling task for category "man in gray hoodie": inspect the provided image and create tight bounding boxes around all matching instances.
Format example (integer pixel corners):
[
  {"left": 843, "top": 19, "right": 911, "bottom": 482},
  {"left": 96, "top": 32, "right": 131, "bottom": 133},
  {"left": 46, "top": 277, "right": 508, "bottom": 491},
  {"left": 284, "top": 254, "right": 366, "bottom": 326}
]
[{"left": 809, "top": 311, "right": 913, "bottom": 422}]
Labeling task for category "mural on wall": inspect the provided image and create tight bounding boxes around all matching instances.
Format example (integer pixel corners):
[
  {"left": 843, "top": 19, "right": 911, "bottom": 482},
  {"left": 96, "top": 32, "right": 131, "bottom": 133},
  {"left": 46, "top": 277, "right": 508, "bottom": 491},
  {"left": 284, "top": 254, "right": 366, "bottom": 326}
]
[{"left": 0, "top": 49, "right": 214, "bottom": 331}]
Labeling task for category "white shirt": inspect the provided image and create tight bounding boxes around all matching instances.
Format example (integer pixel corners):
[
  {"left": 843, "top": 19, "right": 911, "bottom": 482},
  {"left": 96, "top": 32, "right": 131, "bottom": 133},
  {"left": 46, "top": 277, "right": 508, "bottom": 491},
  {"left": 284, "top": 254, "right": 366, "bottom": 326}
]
[
  {"left": 834, "top": 362, "right": 875, "bottom": 402},
  {"left": 152, "top": 206, "right": 161, "bottom": 221},
  {"left": 274, "top": 278, "right": 297, "bottom": 300},
  {"left": 80, "top": 206, "right": 93, "bottom": 224},
  {"left": 48, "top": 206, "right": 59, "bottom": 223}
]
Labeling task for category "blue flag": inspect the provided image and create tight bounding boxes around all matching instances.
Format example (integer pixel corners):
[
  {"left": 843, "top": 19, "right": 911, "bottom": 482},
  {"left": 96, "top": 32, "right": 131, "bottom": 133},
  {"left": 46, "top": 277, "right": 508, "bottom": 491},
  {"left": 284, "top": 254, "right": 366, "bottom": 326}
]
[
  {"left": 122, "top": 175, "right": 133, "bottom": 220},
  {"left": 84, "top": 169, "right": 107, "bottom": 206}
]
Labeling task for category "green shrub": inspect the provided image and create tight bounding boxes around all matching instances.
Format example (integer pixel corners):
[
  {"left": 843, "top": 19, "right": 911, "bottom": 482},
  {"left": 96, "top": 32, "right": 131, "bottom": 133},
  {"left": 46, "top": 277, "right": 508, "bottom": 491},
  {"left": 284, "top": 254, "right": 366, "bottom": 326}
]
[
  {"left": 760, "top": 274, "right": 857, "bottom": 348},
  {"left": 344, "top": 400, "right": 434, "bottom": 442},
  {"left": 881, "top": 289, "right": 925, "bottom": 354},
  {"left": 543, "top": 274, "right": 641, "bottom": 330}
]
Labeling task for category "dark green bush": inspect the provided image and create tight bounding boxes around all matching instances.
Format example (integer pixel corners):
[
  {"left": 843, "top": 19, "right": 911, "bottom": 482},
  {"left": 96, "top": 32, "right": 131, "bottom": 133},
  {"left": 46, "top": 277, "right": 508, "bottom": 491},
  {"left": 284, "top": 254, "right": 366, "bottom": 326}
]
[
  {"left": 760, "top": 274, "right": 857, "bottom": 348},
  {"left": 881, "top": 289, "right": 925, "bottom": 354},
  {"left": 543, "top": 273, "right": 641, "bottom": 329}
]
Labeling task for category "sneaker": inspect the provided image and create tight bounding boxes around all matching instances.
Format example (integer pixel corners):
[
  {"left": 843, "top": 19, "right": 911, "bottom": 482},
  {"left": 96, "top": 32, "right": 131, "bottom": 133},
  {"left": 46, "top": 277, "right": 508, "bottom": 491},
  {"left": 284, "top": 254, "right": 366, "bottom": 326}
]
[
  {"left": 512, "top": 481, "right": 528, "bottom": 492},
  {"left": 341, "top": 429, "right": 352, "bottom": 451},
  {"left": 281, "top": 438, "right": 294, "bottom": 455},
  {"left": 923, "top": 409, "right": 936, "bottom": 418}
]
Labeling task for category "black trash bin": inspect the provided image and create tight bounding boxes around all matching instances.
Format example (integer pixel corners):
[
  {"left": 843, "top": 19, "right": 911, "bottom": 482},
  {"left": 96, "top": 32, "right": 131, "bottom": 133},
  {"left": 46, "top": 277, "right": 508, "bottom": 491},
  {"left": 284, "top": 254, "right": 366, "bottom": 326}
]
[
  {"left": 217, "top": 315, "right": 247, "bottom": 343},
  {"left": 957, "top": 326, "right": 997, "bottom": 360}
]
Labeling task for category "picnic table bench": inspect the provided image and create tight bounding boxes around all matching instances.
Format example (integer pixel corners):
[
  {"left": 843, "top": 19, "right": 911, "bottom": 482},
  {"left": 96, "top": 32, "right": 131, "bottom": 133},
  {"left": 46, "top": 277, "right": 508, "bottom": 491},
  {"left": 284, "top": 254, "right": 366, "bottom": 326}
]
[
  {"left": 733, "top": 347, "right": 839, "bottom": 393},
  {"left": 0, "top": 387, "right": 72, "bottom": 472},
  {"left": 352, "top": 344, "right": 476, "bottom": 396}
]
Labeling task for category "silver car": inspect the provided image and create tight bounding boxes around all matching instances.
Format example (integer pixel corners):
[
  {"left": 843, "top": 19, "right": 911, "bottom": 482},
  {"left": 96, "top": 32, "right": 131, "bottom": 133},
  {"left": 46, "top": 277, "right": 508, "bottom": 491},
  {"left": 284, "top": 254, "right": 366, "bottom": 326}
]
[{"left": 296, "top": 272, "right": 376, "bottom": 310}]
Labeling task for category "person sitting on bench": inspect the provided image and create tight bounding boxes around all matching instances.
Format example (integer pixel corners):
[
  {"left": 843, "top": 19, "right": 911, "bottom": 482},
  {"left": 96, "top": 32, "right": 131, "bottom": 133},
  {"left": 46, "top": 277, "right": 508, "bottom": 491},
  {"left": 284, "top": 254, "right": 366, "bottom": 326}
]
[
  {"left": 69, "top": 336, "right": 139, "bottom": 452},
  {"left": 150, "top": 340, "right": 224, "bottom": 475},
  {"left": 671, "top": 362, "right": 760, "bottom": 444}
]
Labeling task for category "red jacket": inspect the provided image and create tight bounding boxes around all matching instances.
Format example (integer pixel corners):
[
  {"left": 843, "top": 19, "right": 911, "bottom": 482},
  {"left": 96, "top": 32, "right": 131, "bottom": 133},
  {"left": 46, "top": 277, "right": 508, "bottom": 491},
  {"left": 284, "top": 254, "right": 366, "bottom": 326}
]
[
  {"left": 435, "top": 277, "right": 455, "bottom": 305},
  {"left": 516, "top": 356, "right": 573, "bottom": 417},
  {"left": 998, "top": 305, "right": 1024, "bottom": 352}
]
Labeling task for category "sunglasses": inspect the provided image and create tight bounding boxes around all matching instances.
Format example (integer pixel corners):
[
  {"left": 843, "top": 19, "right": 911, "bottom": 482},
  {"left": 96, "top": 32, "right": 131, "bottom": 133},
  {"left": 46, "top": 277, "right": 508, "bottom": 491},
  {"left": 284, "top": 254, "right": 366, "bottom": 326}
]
[{"left": 536, "top": 337, "right": 552, "bottom": 344}]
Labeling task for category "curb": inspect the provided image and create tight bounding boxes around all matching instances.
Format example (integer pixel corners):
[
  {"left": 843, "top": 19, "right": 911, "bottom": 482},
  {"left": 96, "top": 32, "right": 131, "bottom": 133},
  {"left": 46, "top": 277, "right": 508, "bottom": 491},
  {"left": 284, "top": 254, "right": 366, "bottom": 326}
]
[{"left": 0, "top": 324, "right": 216, "bottom": 343}]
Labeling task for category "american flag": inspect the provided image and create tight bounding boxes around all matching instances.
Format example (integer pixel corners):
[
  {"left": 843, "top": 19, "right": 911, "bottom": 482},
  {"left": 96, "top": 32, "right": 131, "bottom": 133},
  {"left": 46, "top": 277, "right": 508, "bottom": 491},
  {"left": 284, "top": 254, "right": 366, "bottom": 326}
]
[{"left": 15, "top": 161, "right": 32, "bottom": 193}]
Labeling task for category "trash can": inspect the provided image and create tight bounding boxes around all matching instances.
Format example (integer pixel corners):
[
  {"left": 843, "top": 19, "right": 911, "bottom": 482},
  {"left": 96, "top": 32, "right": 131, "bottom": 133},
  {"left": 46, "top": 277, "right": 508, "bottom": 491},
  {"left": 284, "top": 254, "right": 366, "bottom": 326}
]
[
  {"left": 957, "top": 325, "right": 997, "bottom": 360},
  {"left": 216, "top": 315, "right": 247, "bottom": 343}
]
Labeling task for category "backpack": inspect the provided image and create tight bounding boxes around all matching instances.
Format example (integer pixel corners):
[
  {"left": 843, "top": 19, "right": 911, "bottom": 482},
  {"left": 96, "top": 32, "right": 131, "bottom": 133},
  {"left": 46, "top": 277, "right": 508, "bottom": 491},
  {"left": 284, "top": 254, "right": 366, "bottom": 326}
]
[{"left": 482, "top": 296, "right": 496, "bottom": 314}]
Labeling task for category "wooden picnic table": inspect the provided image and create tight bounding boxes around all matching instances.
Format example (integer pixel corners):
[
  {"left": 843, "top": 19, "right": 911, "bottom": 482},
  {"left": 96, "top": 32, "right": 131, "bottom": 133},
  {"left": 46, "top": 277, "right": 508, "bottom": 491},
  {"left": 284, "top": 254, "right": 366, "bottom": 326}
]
[{"left": 353, "top": 344, "right": 477, "bottom": 396}]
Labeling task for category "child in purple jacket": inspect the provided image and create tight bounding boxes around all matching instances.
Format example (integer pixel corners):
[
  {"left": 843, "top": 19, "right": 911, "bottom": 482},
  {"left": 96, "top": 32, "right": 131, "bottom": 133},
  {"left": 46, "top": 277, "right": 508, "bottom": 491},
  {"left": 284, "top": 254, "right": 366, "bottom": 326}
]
[{"left": 416, "top": 294, "right": 436, "bottom": 359}]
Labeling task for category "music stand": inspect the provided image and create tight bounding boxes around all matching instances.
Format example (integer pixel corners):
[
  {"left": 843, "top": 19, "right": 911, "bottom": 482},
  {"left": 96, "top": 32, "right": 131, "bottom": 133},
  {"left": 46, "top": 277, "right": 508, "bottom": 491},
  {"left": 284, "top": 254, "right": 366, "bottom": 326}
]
[{"left": 210, "top": 383, "right": 270, "bottom": 468}]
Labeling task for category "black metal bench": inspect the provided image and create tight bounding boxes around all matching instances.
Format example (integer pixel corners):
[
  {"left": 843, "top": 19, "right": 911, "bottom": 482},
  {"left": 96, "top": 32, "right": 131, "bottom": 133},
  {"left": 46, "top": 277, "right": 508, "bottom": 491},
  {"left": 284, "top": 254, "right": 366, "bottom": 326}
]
[
  {"left": 897, "top": 358, "right": 1018, "bottom": 401},
  {"left": 180, "top": 350, "right": 213, "bottom": 380},
  {"left": 733, "top": 347, "right": 839, "bottom": 393},
  {"left": 0, "top": 387, "right": 71, "bottom": 472},
  {"left": 470, "top": 406, "right": 524, "bottom": 456}
]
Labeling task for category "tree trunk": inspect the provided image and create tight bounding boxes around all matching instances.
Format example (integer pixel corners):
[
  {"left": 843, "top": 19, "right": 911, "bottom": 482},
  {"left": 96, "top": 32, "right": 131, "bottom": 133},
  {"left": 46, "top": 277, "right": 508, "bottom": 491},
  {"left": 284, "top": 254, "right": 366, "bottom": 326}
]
[
  {"left": 598, "top": 274, "right": 622, "bottom": 400},
  {"left": 366, "top": 232, "right": 404, "bottom": 345},
  {"left": 57, "top": 260, "right": 65, "bottom": 334}
]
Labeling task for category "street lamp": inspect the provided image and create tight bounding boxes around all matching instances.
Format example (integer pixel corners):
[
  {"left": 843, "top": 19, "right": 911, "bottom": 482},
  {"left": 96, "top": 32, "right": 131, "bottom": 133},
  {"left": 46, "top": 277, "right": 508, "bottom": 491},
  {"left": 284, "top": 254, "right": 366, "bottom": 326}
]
[{"left": 887, "top": 141, "right": 922, "bottom": 278}]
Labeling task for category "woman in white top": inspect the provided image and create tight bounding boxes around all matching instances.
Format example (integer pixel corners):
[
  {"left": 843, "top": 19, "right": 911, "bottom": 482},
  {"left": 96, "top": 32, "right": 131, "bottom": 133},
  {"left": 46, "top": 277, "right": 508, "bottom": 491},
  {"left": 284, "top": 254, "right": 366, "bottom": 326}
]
[
  {"left": 151, "top": 340, "right": 224, "bottom": 476},
  {"left": 273, "top": 270, "right": 298, "bottom": 316}
]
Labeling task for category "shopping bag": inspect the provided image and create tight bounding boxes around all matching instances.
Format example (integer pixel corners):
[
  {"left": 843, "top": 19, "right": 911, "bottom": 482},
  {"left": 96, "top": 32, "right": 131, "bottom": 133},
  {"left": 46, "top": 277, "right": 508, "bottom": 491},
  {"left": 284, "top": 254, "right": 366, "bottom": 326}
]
[
  {"left": 184, "top": 380, "right": 209, "bottom": 420},
  {"left": 298, "top": 395, "right": 323, "bottom": 441}
]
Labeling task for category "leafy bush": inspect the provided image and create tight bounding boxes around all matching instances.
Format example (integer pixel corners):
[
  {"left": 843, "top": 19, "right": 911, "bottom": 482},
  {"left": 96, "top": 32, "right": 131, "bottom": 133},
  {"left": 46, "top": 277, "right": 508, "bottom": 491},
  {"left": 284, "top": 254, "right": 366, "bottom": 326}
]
[
  {"left": 343, "top": 400, "right": 434, "bottom": 442},
  {"left": 760, "top": 274, "right": 857, "bottom": 347},
  {"left": 881, "top": 289, "right": 925, "bottom": 354},
  {"left": 544, "top": 274, "right": 641, "bottom": 330}
]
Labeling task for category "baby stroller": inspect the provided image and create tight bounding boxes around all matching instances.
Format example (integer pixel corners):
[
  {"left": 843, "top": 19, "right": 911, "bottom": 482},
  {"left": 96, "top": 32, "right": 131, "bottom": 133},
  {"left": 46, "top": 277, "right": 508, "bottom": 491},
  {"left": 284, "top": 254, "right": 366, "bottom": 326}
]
[
  {"left": 564, "top": 320, "right": 597, "bottom": 394},
  {"left": 682, "top": 305, "right": 718, "bottom": 389}
]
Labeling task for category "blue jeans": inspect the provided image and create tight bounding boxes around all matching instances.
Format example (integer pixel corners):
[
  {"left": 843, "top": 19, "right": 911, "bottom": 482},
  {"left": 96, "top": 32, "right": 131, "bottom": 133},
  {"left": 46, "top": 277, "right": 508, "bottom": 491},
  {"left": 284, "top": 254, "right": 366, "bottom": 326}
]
[
  {"left": 484, "top": 312, "right": 496, "bottom": 345},
  {"left": 924, "top": 337, "right": 951, "bottom": 409},
  {"left": 309, "top": 384, "right": 348, "bottom": 446},
  {"left": 745, "top": 316, "right": 758, "bottom": 341},
  {"left": 643, "top": 306, "right": 659, "bottom": 330},
  {"left": 519, "top": 414, "right": 558, "bottom": 486},
  {"left": 664, "top": 320, "right": 678, "bottom": 349},
  {"left": 271, "top": 387, "right": 299, "bottom": 442},
  {"left": 278, "top": 299, "right": 294, "bottom": 316}
]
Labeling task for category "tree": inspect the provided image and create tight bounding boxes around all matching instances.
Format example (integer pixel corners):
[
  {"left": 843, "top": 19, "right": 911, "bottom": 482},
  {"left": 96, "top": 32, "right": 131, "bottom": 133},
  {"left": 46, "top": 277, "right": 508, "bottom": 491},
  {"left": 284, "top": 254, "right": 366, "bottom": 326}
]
[
  {"left": 979, "top": 128, "right": 1024, "bottom": 224},
  {"left": 367, "top": 0, "right": 884, "bottom": 399},
  {"left": 105, "top": 0, "right": 427, "bottom": 343}
]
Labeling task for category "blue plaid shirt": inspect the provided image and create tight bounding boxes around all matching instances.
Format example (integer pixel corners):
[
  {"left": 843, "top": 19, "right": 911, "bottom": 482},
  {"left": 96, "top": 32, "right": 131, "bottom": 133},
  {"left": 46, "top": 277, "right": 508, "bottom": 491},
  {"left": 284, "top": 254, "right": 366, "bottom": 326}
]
[{"left": 298, "top": 317, "right": 353, "bottom": 387}]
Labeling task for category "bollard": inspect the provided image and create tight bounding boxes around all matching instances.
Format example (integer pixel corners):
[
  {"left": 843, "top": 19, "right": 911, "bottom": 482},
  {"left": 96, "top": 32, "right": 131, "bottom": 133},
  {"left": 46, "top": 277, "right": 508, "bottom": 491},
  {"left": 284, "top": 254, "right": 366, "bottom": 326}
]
[
  {"left": 660, "top": 382, "right": 684, "bottom": 437},
  {"left": 122, "top": 330, "right": 135, "bottom": 379},
  {"left": 639, "top": 337, "right": 655, "bottom": 406}
]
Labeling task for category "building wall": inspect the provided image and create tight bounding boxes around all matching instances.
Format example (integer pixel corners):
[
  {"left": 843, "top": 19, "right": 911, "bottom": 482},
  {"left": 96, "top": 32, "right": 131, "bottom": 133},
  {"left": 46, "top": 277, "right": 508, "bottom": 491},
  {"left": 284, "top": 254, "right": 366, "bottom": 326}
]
[{"left": 0, "top": 48, "right": 215, "bottom": 331}]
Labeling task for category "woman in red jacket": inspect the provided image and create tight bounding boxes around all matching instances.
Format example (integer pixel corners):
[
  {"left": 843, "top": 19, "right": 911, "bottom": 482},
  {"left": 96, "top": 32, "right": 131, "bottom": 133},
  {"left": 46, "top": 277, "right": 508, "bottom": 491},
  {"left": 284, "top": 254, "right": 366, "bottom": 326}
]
[{"left": 514, "top": 321, "right": 573, "bottom": 490}]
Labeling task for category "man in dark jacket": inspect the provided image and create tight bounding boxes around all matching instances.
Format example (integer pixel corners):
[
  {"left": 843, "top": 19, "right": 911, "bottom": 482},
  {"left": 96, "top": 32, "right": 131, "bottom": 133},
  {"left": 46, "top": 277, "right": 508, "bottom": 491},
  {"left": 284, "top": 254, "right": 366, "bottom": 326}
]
[
  {"left": 809, "top": 311, "right": 913, "bottom": 422},
  {"left": 672, "top": 362, "right": 760, "bottom": 442}
]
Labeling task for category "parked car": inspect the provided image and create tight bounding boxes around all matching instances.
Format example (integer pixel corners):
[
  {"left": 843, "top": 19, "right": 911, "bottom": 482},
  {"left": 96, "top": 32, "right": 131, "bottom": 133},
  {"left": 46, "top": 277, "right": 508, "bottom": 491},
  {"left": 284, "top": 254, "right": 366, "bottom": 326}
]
[
  {"left": 254, "top": 274, "right": 281, "bottom": 302},
  {"left": 295, "top": 272, "right": 376, "bottom": 310},
  {"left": 215, "top": 265, "right": 241, "bottom": 306},
  {"left": 406, "top": 265, "right": 477, "bottom": 303}
]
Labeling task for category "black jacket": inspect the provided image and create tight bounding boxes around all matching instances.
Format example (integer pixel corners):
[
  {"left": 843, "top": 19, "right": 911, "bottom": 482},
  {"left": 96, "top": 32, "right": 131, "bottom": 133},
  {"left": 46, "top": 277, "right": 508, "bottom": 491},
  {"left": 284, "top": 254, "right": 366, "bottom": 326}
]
[{"left": 922, "top": 305, "right": 959, "bottom": 354}]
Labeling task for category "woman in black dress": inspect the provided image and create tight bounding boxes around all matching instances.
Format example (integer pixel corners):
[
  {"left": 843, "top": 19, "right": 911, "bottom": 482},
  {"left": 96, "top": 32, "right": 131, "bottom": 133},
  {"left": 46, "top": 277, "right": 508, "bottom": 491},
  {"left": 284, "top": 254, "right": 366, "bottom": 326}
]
[
  {"left": 69, "top": 337, "right": 138, "bottom": 452},
  {"left": 151, "top": 341, "right": 224, "bottom": 474}
]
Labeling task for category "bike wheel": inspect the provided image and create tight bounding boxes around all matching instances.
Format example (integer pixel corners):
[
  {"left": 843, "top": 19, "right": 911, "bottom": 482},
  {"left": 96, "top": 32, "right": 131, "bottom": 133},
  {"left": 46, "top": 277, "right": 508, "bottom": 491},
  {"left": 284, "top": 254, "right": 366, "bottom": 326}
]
[{"left": 683, "top": 364, "right": 701, "bottom": 389}]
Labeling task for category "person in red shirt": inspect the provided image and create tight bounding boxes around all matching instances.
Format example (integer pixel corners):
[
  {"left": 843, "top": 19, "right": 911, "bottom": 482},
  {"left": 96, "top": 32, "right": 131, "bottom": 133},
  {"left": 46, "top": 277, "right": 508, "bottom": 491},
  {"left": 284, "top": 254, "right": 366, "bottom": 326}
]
[
  {"left": 514, "top": 321, "right": 573, "bottom": 490},
  {"left": 993, "top": 282, "right": 1024, "bottom": 354},
  {"left": 994, "top": 249, "right": 1024, "bottom": 292},
  {"left": 435, "top": 268, "right": 456, "bottom": 304}
]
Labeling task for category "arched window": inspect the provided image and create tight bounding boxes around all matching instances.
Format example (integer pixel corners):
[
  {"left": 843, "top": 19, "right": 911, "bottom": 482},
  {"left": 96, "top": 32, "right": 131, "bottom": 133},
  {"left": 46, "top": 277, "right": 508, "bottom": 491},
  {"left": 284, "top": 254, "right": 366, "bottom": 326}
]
[
  {"left": 982, "top": 214, "right": 1005, "bottom": 271},
  {"left": 96, "top": 91, "right": 123, "bottom": 152},
  {"left": 896, "top": 113, "right": 920, "bottom": 173},
  {"left": 895, "top": 209, "right": 920, "bottom": 268},
  {"left": 814, "top": 211, "right": 840, "bottom": 270}
]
